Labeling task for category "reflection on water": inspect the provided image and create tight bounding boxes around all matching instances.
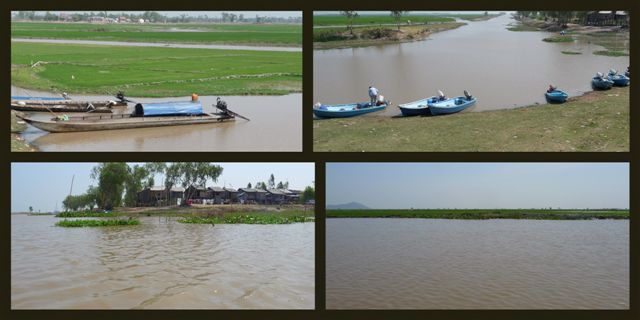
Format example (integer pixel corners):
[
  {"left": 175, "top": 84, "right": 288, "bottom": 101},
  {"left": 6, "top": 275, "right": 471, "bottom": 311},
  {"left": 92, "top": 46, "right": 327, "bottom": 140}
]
[
  {"left": 327, "top": 218, "right": 628, "bottom": 309},
  {"left": 314, "top": 15, "right": 629, "bottom": 115},
  {"left": 11, "top": 215, "right": 314, "bottom": 309},
  {"left": 12, "top": 86, "right": 301, "bottom": 151}
]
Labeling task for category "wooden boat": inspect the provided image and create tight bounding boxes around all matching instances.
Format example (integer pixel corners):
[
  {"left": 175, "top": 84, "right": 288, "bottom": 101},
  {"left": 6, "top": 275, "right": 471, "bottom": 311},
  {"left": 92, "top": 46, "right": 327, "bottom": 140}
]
[
  {"left": 15, "top": 112, "right": 235, "bottom": 133},
  {"left": 545, "top": 89, "right": 568, "bottom": 103},
  {"left": 313, "top": 102, "right": 387, "bottom": 118},
  {"left": 427, "top": 91, "right": 476, "bottom": 115},
  {"left": 10, "top": 99, "right": 127, "bottom": 113},
  {"left": 15, "top": 100, "right": 236, "bottom": 133},
  {"left": 398, "top": 97, "right": 437, "bottom": 116},
  {"left": 591, "top": 74, "right": 613, "bottom": 90}
]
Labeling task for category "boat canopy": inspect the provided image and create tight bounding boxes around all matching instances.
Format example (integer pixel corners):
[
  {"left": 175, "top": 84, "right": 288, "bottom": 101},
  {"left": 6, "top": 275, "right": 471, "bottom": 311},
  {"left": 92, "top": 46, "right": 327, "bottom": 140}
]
[{"left": 133, "top": 101, "right": 203, "bottom": 117}]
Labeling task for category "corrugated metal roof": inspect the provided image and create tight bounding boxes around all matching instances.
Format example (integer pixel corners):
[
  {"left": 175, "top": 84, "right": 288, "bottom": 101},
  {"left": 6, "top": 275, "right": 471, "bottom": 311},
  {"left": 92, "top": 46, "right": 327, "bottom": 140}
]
[{"left": 209, "top": 186, "right": 225, "bottom": 192}]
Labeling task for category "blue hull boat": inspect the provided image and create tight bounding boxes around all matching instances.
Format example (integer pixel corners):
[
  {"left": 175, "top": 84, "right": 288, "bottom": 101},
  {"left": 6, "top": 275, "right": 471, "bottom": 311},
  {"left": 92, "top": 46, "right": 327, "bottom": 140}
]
[
  {"left": 608, "top": 74, "right": 630, "bottom": 87},
  {"left": 313, "top": 102, "right": 387, "bottom": 118},
  {"left": 398, "top": 97, "right": 437, "bottom": 116},
  {"left": 427, "top": 96, "right": 476, "bottom": 115},
  {"left": 591, "top": 77, "right": 613, "bottom": 90},
  {"left": 11, "top": 96, "right": 65, "bottom": 101},
  {"left": 545, "top": 90, "right": 568, "bottom": 103}
]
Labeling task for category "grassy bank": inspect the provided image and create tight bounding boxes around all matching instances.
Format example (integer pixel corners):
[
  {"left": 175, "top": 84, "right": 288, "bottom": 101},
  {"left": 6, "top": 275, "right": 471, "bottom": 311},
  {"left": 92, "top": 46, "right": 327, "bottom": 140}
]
[
  {"left": 12, "top": 22, "right": 302, "bottom": 46},
  {"left": 314, "top": 23, "right": 465, "bottom": 49},
  {"left": 11, "top": 42, "right": 301, "bottom": 97},
  {"left": 314, "top": 87, "right": 629, "bottom": 152},
  {"left": 179, "top": 212, "right": 314, "bottom": 224},
  {"left": 328, "top": 209, "right": 629, "bottom": 220},
  {"left": 508, "top": 18, "right": 629, "bottom": 56},
  {"left": 55, "top": 219, "right": 140, "bottom": 227},
  {"left": 314, "top": 15, "right": 455, "bottom": 26},
  {"left": 11, "top": 110, "right": 36, "bottom": 152},
  {"left": 112, "top": 204, "right": 314, "bottom": 217}
]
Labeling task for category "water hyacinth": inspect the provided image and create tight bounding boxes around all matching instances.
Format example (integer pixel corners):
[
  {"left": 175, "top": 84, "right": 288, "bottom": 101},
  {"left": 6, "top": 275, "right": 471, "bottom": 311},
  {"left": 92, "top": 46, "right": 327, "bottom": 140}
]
[{"left": 55, "top": 219, "right": 140, "bottom": 227}]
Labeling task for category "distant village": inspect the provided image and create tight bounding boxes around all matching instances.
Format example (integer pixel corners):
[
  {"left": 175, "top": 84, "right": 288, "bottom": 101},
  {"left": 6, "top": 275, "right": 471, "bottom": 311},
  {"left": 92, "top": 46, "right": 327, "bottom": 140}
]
[{"left": 137, "top": 185, "right": 310, "bottom": 207}]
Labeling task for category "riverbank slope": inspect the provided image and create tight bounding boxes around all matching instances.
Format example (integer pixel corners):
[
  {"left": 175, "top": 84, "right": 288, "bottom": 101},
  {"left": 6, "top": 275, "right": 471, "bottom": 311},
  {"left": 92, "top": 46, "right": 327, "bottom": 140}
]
[{"left": 314, "top": 87, "right": 629, "bottom": 152}]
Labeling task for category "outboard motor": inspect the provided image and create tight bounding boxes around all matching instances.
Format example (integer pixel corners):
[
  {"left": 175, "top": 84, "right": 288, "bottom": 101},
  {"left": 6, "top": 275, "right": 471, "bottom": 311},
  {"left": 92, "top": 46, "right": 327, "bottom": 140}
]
[
  {"left": 609, "top": 69, "right": 617, "bottom": 76},
  {"left": 464, "top": 90, "right": 473, "bottom": 100},
  {"left": 116, "top": 91, "right": 126, "bottom": 102},
  {"left": 437, "top": 90, "right": 446, "bottom": 101},
  {"left": 596, "top": 72, "right": 604, "bottom": 79},
  {"left": 61, "top": 92, "right": 70, "bottom": 100}
]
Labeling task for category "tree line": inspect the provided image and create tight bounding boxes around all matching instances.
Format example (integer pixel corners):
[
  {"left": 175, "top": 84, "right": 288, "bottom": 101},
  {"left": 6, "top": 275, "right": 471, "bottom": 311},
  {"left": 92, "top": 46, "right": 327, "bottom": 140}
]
[
  {"left": 515, "top": 11, "right": 628, "bottom": 26},
  {"left": 62, "top": 163, "right": 314, "bottom": 211},
  {"left": 12, "top": 11, "right": 302, "bottom": 24}
]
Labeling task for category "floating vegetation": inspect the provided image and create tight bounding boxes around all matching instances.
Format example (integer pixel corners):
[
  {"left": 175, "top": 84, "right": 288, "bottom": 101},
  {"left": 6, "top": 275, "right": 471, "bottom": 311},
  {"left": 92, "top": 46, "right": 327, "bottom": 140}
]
[
  {"left": 55, "top": 219, "right": 140, "bottom": 227},
  {"left": 179, "top": 214, "right": 314, "bottom": 225},
  {"left": 542, "top": 36, "right": 574, "bottom": 43},
  {"left": 561, "top": 51, "right": 582, "bottom": 55},
  {"left": 593, "top": 50, "right": 629, "bottom": 57},
  {"left": 55, "top": 211, "right": 114, "bottom": 218}
]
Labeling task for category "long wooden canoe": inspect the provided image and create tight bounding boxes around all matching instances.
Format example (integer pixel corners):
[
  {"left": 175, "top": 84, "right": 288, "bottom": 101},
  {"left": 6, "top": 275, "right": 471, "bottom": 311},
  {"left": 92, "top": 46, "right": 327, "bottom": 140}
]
[
  {"left": 15, "top": 112, "right": 235, "bottom": 133},
  {"left": 10, "top": 99, "right": 127, "bottom": 113}
]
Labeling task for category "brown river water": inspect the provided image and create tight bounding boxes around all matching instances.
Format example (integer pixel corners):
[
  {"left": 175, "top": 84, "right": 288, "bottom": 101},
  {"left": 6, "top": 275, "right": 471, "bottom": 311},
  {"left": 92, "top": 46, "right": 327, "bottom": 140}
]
[
  {"left": 327, "top": 218, "right": 628, "bottom": 309},
  {"left": 12, "top": 87, "right": 301, "bottom": 152},
  {"left": 11, "top": 215, "right": 314, "bottom": 309},
  {"left": 313, "top": 14, "right": 629, "bottom": 116}
]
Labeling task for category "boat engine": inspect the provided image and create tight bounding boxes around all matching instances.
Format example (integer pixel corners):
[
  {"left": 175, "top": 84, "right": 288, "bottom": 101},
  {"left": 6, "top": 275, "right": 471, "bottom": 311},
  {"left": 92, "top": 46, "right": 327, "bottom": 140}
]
[
  {"left": 464, "top": 90, "right": 473, "bottom": 100},
  {"left": 216, "top": 97, "right": 231, "bottom": 116}
]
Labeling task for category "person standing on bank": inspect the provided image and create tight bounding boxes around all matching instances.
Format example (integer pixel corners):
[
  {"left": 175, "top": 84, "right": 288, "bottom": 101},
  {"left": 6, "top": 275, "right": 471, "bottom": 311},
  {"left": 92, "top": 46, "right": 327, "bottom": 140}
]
[{"left": 368, "top": 86, "right": 379, "bottom": 105}]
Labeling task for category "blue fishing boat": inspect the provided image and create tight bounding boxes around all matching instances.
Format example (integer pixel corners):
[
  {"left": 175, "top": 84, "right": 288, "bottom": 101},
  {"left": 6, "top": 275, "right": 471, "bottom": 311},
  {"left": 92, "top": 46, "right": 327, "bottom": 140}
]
[
  {"left": 607, "top": 70, "right": 630, "bottom": 87},
  {"left": 313, "top": 102, "right": 387, "bottom": 118},
  {"left": 427, "top": 91, "right": 476, "bottom": 115},
  {"left": 398, "top": 96, "right": 437, "bottom": 116},
  {"left": 545, "top": 89, "right": 568, "bottom": 103},
  {"left": 591, "top": 73, "right": 613, "bottom": 90}
]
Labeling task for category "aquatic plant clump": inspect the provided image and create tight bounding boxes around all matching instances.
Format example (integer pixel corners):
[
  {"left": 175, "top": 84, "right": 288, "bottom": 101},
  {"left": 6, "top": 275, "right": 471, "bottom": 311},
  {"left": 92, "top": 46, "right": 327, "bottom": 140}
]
[
  {"left": 179, "top": 214, "right": 314, "bottom": 225},
  {"left": 327, "top": 209, "right": 629, "bottom": 220},
  {"left": 55, "top": 219, "right": 140, "bottom": 227},
  {"left": 542, "top": 36, "right": 574, "bottom": 43},
  {"left": 55, "top": 211, "right": 114, "bottom": 218}
]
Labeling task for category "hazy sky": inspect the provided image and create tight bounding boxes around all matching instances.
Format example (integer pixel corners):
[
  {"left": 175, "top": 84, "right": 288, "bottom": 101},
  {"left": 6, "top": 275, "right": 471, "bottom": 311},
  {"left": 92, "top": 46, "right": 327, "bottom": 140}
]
[
  {"left": 11, "top": 162, "right": 314, "bottom": 212},
  {"left": 326, "top": 163, "right": 629, "bottom": 209},
  {"left": 19, "top": 11, "right": 301, "bottom": 18}
]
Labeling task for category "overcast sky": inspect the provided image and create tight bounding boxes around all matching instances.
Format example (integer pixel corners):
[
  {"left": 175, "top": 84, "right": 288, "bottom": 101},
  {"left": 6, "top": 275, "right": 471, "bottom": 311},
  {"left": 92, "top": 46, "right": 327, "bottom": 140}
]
[
  {"left": 326, "top": 163, "right": 629, "bottom": 209},
  {"left": 11, "top": 162, "right": 314, "bottom": 212},
  {"left": 17, "top": 11, "right": 301, "bottom": 18}
]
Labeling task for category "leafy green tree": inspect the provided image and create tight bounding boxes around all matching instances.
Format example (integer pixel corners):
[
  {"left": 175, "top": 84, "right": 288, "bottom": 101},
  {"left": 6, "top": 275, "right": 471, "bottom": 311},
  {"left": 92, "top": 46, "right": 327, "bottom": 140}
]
[
  {"left": 124, "top": 164, "right": 150, "bottom": 207},
  {"left": 91, "top": 163, "right": 129, "bottom": 210},
  {"left": 29, "top": 206, "right": 33, "bottom": 213},
  {"left": 165, "top": 163, "right": 223, "bottom": 201},
  {"left": 300, "top": 186, "right": 315, "bottom": 203},
  {"left": 277, "top": 181, "right": 284, "bottom": 189},
  {"left": 268, "top": 174, "right": 275, "bottom": 189},
  {"left": 247, "top": 182, "right": 252, "bottom": 188}
]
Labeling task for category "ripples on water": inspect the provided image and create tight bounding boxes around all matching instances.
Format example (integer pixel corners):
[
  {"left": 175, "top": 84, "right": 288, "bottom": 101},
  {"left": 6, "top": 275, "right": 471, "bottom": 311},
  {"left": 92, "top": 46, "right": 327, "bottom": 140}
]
[
  {"left": 327, "top": 218, "right": 628, "bottom": 309},
  {"left": 11, "top": 216, "right": 314, "bottom": 309}
]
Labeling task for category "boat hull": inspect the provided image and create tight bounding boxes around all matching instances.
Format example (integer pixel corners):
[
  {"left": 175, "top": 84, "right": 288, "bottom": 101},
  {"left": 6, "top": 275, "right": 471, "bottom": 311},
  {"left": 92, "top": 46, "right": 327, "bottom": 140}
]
[
  {"left": 10, "top": 100, "right": 127, "bottom": 113},
  {"left": 398, "top": 97, "right": 436, "bottom": 116},
  {"left": 16, "top": 113, "right": 234, "bottom": 133},
  {"left": 313, "top": 102, "right": 387, "bottom": 118},
  {"left": 591, "top": 78, "right": 613, "bottom": 90},
  {"left": 11, "top": 104, "right": 115, "bottom": 113},
  {"left": 545, "top": 90, "right": 568, "bottom": 103},
  {"left": 428, "top": 97, "right": 476, "bottom": 115},
  {"left": 608, "top": 75, "right": 630, "bottom": 87}
]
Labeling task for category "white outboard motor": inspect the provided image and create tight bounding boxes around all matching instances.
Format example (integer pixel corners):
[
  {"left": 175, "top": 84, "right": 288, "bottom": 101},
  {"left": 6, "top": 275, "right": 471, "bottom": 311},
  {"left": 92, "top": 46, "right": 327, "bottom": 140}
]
[
  {"left": 62, "top": 92, "right": 70, "bottom": 100},
  {"left": 596, "top": 72, "right": 604, "bottom": 79},
  {"left": 437, "top": 90, "right": 445, "bottom": 101},
  {"left": 609, "top": 69, "right": 617, "bottom": 76},
  {"left": 314, "top": 102, "right": 322, "bottom": 108},
  {"left": 464, "top": 90, "right": 473, "bottom": 100}
]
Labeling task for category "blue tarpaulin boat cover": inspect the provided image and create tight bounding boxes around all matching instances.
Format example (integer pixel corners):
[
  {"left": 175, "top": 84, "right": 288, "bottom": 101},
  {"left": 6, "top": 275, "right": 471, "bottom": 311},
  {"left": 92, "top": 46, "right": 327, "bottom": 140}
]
[
  {"left": 133, "top": 101, "right": 203, "bottom": 117},
  {"left": 11, "top": 96, "right": 65, "bottom": 101}
]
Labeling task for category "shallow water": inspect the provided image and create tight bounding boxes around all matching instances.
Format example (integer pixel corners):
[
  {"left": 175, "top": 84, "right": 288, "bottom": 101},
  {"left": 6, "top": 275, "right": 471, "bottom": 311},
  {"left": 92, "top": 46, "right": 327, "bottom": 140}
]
[
  {"left": 11, "top": 215, "right": 314, "bottom": 309},
  {"left": 313, "top": 15, "right": 629, "bottom": 115},
  {"left": 12, "top": 87, "right": 301, "bottom": 152},
  {"left": 326, "top": 218, "right": 629, "bottom": 309},
  {"left": 12, "top": 38, "right": 301, "bottom": 52}
]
